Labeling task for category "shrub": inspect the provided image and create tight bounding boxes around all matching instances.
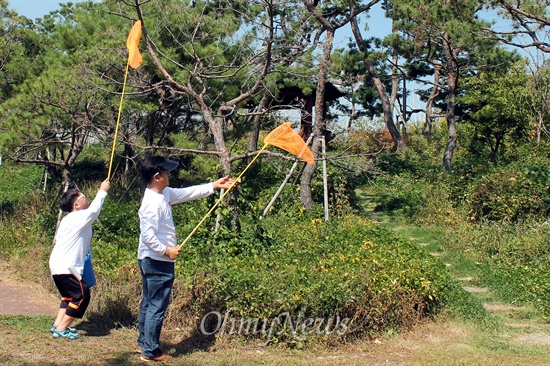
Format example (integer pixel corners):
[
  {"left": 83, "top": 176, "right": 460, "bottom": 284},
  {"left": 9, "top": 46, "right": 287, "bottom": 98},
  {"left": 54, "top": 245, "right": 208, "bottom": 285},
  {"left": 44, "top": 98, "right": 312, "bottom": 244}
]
[
  {"left": 0, "top": 163, "right": 52, "bottom": 261},
  {"left": 468, "top": 155, "right": 550, "bottom": 222},
  {"left": 332, "top": 127, "right": 394, "bottom": 155},
  {"left": 71, "top": 160, "right": 108, "bottom": 183},
  {"left": 0, "top": 163, "right": 43, "bottom": 214},
  {"left": 368, "top": 172, "right": 430, "bottom": 218},
  {"left": 171, "top": 215, "right": 460, "bottom": 344}
]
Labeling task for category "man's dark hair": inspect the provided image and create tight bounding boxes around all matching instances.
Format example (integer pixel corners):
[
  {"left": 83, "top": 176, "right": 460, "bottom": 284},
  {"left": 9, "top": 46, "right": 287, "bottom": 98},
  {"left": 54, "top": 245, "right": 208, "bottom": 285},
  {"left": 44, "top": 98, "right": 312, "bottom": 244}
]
[
  {"left": 60, "top": 189, "right": 80, "bottom": 213},
  {"left": 140, "top": 155, "right": 179, "bottom": 184}
]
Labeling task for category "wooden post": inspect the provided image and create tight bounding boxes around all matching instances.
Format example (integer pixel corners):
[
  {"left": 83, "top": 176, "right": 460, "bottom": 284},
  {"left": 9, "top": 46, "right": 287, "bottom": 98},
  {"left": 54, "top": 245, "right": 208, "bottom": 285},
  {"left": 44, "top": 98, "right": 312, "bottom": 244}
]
[
  {"left": 321, "top": 136, "right": 329, "bottom": 221},
  {"left": 260, "top": 134, "right": 314, "bottom": 220}
]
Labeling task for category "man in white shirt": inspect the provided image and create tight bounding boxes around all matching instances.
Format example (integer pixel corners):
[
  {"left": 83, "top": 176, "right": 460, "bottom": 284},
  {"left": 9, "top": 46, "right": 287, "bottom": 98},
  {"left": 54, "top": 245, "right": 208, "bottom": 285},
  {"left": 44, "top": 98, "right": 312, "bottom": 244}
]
[
  {"left": 137, "top": 155, "right": 234, "bottom": 362},
  {"left": 49, "top": 178, "right": 110, "bottom": 340}
]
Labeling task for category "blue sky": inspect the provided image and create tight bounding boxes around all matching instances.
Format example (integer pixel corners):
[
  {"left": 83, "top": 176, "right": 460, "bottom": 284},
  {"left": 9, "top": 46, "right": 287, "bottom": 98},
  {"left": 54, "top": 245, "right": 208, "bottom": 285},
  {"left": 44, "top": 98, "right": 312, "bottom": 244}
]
[
  {"left": 7, "top": 0, "right": 392, "bottom": 41},
  {"left": 8, "top": 0, "right": 88, "bottom": 20}
]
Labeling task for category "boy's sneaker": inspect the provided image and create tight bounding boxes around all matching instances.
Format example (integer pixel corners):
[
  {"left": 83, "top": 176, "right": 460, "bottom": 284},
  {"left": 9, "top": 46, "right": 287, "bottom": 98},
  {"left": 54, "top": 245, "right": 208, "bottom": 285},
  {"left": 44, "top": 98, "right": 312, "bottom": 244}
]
[
  {"left": 52, "top": 328, "right": 81, "bottom": 340},
  {"left": 50, "top": 324, "right": 77, "bottom": 333}
]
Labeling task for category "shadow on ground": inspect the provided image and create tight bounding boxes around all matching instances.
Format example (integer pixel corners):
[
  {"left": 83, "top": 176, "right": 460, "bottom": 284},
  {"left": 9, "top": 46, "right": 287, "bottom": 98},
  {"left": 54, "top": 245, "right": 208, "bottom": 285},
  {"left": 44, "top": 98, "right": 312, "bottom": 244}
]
[
  {"left": 172, "top": 330, "right": 217, "bottom": 357},
  {"left": 81, "top": 297, "right": 136, "bottom": 337}
]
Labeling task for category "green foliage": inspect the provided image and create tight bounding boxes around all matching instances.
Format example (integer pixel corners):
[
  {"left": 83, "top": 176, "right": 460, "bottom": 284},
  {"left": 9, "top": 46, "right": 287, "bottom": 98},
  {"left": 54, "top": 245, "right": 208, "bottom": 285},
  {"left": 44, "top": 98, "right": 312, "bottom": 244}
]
[
  {"left": 367, "top": 140, "right": 444, "bottom": 218},
  {"left": 175, "top": 215, "right": 457, "bottom": 342},
  {"left": 468, "top": 154, "right": 550, "bottom": 222},
  {"left": 71, "top": 160, "right": 108, "bottom": 183},
  {"left": 179, "top": 155, "right": 222, "bottom": 184},
  {"left": 0, "top": 163, "right": 43, "bottom": 212},
  {"left": 448, "top": 220, "right": 550, "bottom": 317},
  {"left": 367, "top": 133, "right": 550, "bottom": 320},
  {"left": 0, "top": 4, "right": 46, "bottom": 102},
  {"left": 0, "top": 164, "right": 52, "bottom": 261},
  {"left": 369, "top": 172, "right": 429, "bottom": 217},
  {"left": 331, "top": 45, "right": 389, "bottom": 117},
  {"left": 141, "top": 0, "right": 263, "bottom": 111},
  {"left": 459, "top": 59, "right": 530, "bottom": 161},
  {"left": 0, "top": 7, "right": 120, "bottom": 163}
]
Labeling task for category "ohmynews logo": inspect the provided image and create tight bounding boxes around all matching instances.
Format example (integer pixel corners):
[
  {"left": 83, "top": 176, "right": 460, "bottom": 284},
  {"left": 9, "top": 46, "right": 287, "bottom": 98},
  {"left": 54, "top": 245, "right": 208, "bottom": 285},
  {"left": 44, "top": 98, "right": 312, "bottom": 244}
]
[{"left": 200, "top": 309, "right": 350, "bottom": 344}]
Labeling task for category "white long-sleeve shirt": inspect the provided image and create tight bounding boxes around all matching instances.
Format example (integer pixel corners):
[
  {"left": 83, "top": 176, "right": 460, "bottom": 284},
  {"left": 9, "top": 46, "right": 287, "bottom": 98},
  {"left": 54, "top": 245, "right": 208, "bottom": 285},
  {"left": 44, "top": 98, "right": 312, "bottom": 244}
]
[
  {"left": 49, "top": 190, "right": 108, "bottom": 276},
  {"left": 138, "top": 184, "right": 214, "bottom": 262}
]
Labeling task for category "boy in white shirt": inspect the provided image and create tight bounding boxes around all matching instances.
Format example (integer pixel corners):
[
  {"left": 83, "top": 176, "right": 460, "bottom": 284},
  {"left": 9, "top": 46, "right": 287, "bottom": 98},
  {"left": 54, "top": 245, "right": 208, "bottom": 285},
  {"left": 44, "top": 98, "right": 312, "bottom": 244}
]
[{"left": 49, "top": 178, "right": 110, "bottom": 339}]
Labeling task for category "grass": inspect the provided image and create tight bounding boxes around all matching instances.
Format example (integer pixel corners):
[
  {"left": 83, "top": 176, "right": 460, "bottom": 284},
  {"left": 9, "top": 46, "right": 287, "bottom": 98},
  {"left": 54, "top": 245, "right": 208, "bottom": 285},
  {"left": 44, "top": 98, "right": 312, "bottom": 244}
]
[
  {"left": 351, "top": 189, "right": 550, "bottom": 363},
  {"left": 2, "top": 314, "right": 550, "bottom": 365},
  {"left": 2, "top": 212, "right": 550, "bottom": 365},
  {"left": 1, "top": 175, "right": 550, "bottom": 364}
]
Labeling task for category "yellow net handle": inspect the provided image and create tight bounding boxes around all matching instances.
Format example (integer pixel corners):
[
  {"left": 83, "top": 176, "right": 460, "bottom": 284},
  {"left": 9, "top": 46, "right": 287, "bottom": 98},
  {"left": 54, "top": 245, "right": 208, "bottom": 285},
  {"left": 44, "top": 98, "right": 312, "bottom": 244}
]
[
  {"left": 178, "top": 143, "right": 270, "bottom": 249},
  {"left": 107, "top": 60, "right": 131, "bottom": 180}
]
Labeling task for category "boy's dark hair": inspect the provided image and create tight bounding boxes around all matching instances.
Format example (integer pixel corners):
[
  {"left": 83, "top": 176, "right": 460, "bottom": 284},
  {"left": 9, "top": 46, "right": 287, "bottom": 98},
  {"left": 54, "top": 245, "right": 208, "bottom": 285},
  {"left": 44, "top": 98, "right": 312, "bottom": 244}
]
[
  {"left": 140, "top": 155, "right": 179, "bottom": 184},
  {"left": 60, "top": 189, "right": 80, "bottom": 213}
]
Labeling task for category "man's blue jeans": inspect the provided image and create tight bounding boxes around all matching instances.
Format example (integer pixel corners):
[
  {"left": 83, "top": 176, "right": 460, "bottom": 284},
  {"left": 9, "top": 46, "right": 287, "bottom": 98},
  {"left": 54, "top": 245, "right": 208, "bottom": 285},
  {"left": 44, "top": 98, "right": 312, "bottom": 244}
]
[{"left": 138, "top": 258, "right": 175, "bottom": 357}]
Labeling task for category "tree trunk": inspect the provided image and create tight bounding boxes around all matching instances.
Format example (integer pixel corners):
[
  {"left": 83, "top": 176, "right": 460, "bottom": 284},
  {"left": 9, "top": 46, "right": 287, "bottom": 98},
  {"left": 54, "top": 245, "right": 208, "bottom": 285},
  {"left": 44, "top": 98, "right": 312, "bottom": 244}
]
[
  {"left": 537, "top": 112, "right": 543, "bottom": 144},
  {"left": 204, "top": 111, "right": 240, "bottom": 229},
  {"left": 247, "top": 93, "right": 271, "bottom": 153},
  {"left": 442, "top": 32, "right": 458, "bottom": 171},
  {"left": 424, "top": 66, "right": 441, "bottom": 137},
  {"left": 145, "top": 113, "right": 156, "bottom": 147},
  {"left": 350, "top": 18, "right": 405, "bottom": 152},
  {"left": 375, "top": 73, "right": 405, "bottom": 152},
  {"left": 300, "top": 28, "right": 335, "bottom": 210}
]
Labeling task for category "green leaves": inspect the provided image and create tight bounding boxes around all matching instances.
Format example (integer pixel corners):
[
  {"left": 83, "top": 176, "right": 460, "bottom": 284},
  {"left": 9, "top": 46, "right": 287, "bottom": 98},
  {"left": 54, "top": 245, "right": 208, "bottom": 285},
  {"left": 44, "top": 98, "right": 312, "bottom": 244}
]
[
  {"left": 174, "top": 215, "right": 454, "bottom": 342},
  {"left": 468, "top": 156, "right": 550, "bottom": 222}
]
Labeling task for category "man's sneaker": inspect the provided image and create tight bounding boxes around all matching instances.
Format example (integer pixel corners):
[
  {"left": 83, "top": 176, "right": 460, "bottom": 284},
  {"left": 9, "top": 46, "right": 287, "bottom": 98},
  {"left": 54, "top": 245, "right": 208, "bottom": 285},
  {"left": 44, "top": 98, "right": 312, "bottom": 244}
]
[
  {"left": 52, "top": 328, "right": 81, "bottom": 340},
  {"left": 50, "top": 324, "right": 77, "bottom": 333},
  {"left": 139, "top": 354, "right": 172, "bottom": 362}
]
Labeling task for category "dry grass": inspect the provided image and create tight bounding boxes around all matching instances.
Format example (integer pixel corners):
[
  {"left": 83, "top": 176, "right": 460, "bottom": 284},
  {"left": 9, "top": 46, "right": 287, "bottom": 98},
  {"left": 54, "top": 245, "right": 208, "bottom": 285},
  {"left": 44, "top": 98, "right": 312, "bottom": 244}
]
[
  {"left": 2, "top": 236, "right": 550, "bottom": 365},
  {"left": 1, "top": 263, "right": 550, "bottom": 365},
  {"left": 2, "top": 314, "right": 550, "bottom": 366}
]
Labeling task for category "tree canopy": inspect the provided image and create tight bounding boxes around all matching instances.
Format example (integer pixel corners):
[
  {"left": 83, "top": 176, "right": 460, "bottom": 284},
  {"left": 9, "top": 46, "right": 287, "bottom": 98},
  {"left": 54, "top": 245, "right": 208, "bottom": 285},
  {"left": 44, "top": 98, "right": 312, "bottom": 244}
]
[{"left": 0, "top": 0, "right": 549, "bottom": 206}]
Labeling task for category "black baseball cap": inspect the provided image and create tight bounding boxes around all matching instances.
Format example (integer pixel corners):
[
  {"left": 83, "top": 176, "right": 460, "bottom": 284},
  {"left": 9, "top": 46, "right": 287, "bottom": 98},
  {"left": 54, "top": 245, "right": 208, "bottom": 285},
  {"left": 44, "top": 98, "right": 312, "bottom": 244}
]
[
  {"left": 140, "top": 155, "right": 179, "bottom": 183},
  {"left": 158, "top": 158, "right": 179, "bottom": 172}
]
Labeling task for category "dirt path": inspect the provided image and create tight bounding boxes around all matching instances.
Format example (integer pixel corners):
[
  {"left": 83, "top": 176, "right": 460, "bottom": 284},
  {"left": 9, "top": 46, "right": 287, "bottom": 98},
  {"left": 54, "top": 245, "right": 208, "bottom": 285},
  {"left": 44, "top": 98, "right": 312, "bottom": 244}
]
[
  {"left": 410, "top": 234, "right": 550, "bottom": 347},
  {"left": 0, "top": 261, "right": 58, "bottom": 316}
]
